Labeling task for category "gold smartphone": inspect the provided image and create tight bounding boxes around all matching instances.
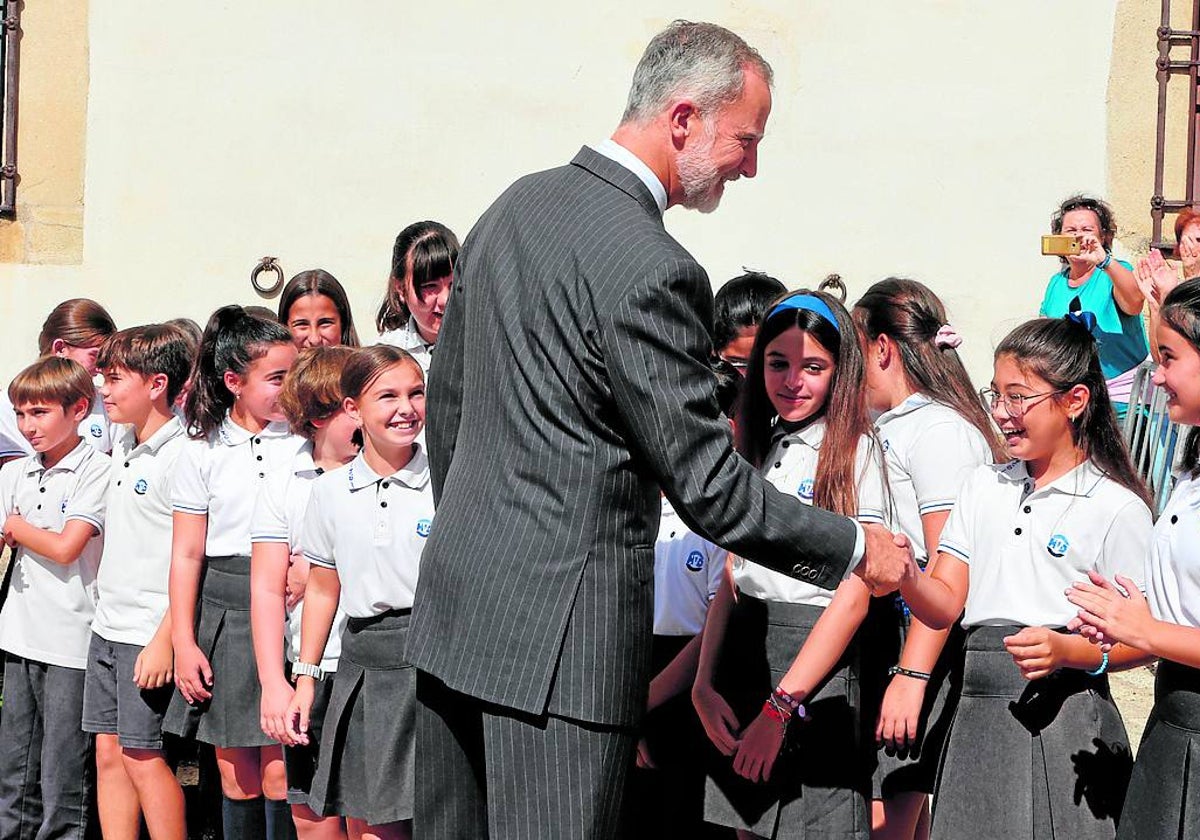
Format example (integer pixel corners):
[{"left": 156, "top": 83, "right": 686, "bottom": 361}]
[{"left": 1041, "top": 234, "right": 1081, "bottom": 256}]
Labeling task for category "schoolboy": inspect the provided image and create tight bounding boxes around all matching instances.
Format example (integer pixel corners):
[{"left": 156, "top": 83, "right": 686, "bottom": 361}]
[
  {"left": 82, "top": 325, "right": 193, "bottom": 840},
  {"left": 0, "top": 356, "right": 111, "bottom": 840}
]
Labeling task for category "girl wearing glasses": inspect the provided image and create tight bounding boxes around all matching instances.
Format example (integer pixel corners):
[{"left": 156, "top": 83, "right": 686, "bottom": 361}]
[
  {"left": 898, "top": 315, "right": 1152, "bottom": 840},
  {"left": 693, "top": 289, "right": 887, "bottom": 840},
  {"left": 852, "top": 279, "right": 1005, "bottom": 840},
  {"left": 1067, "top": 278, "right": 1200, "bottom": 840}
]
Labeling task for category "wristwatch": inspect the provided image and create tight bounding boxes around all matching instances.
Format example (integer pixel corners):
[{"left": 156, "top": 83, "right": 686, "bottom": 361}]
[
  {"left": 292, "top": 661, "right": 325, "bottom": 682},
  {"left": 1098, "top": 252, "right": 1112, "bottom": 271}
]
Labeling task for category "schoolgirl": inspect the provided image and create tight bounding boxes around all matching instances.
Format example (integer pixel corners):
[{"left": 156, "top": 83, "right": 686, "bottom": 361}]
[
  {"left": 852, "top": 278, "right": 1004, "bottom": 840},
  {"left": 692, "top": 290, "right": 887, "bottom": 840},
  {"left": 1067, "top": 277, "right": 1200, "bottom": 840},
  {"left": 899, "top": 315, "right": 1154, "bottom": 840},
  {"left": 165, "top": 305, "right": 303, "bottom": 840},
  {"left": 3, "top": 298, "right": 120, "bottom": 455},
  {"left": 374, "top": 221, "right": 459, "bottom": 375},
  {"left": 287, "top": 345, "right": 433, "bottom": 840},
  {"left": 277, "top": 270, "right": 361, "bottom": 350},
  {"left": 251, "top": 346, "right": 358, "bottom": 840}
]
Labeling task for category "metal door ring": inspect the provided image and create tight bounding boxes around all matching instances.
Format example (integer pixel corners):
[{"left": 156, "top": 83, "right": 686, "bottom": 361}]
[{"left": 251, "top": 257, "right": 284, "bottom": 296}]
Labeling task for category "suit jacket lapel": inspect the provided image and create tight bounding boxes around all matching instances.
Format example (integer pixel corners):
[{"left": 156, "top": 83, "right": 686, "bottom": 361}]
[{"left": 570, "top": 146, "right": 663, "bottom": 221}]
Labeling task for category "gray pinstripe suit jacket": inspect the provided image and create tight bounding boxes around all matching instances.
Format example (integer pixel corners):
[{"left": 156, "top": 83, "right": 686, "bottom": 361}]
[{"left": 407, "top": 146, "right": 859, "bottom": 727}]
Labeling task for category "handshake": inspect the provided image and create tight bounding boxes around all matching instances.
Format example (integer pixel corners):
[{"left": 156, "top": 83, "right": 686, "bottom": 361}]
[{"left": 853, "top": 524, "right": 921, "bottom": 596}]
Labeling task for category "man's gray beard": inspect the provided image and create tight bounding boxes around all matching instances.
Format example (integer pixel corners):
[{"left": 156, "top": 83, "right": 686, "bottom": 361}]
[{"left": 677, "top": 136, "right": 723, "bottom": 214}]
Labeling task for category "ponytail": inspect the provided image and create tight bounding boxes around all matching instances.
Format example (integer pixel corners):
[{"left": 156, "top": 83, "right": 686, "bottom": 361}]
[
  {"left": 854, "top": 278, "right": 1005, "bottom": 461},
  {"left": 185, "top": 305, "right": 293, "bottom": 439}
]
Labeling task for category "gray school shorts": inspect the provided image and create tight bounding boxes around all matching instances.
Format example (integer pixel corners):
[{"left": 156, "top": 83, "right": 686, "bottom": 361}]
[{"left": 81, "top": 632, "right": 174, "bottom": 750}]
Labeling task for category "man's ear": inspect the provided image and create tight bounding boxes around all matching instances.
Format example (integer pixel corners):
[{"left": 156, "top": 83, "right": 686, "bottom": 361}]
[{"left": 668, "top": 99, "right": 700, "bottom": 146}]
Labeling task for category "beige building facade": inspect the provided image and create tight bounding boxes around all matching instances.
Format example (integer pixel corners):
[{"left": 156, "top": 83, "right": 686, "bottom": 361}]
[{"left": 0, "top": 1, "right": 1193, "bottom": 384}]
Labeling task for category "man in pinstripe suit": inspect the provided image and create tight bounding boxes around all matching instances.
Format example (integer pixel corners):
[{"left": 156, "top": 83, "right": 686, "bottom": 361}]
[{"left": 408, "top": 20, "right": 915, "bottom": 839}]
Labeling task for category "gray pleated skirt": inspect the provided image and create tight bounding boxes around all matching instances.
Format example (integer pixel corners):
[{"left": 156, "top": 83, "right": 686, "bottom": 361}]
[
  {"left": 1116, "top": 660, "right": 1200, "bottom": 840},
  {"left": 163, "top": 555, "right": 272, "bottom": 748},
  {"left": 704, "top": 596, "right": 869, "bottom": 840},
  {"left": 859, "top": 596, "right": 963, "bottom": 799},
  {"left": 308, "top": 609, "right": 414, "bottom": 826},
  {"left": 931, "top": 625, "right": 1132, "bottom": 840}
]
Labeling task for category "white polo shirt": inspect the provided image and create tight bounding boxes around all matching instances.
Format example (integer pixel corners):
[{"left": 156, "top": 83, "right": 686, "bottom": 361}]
[
  {"left": 172, "top": 415, "right": 304, "bottom": 558},
  {"left": 301, "top": 448, "right": 434, "bottom": 618},
  {"left": 654, "top": 498, "right": 724, "bottom": 637},
  {"left": 875, "top": 393, "right": 993, "bottom": 565},
  {"left": 0, "top": 391, "right": 30, "bottom": 460},
  {"left": 251, "top": 443, "right": 345, "bottom": 671},
  {"left": 1145, "top": 472, "right": 1200, "bottom": 628},
  {"left": 80, "top": 392, "right": 119, "bottom": 455},
  {"left": 92, "top": 417, "right": 188, "bottom": 646},
  {"left": 939, "top": 459, "right": 1152, "bottom": 628},
  {"left": 732, "top": 419, "right": 888, "bottom": 607},
  {"left": 377, "top": 320, "right": 433, "bottom": 377},
  {"left": 0, "top": 438, "right": 109, "bottom": 668}
]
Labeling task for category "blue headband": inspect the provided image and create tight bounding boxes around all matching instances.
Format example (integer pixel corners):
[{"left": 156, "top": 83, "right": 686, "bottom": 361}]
[{"left": 767, "top": 294, "right": 841, "bottom": 334}]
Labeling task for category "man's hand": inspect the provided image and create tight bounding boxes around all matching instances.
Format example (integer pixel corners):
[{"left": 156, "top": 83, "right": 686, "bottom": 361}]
[{"left": 854, "top": 524, "right": 917, "bottom": 596}]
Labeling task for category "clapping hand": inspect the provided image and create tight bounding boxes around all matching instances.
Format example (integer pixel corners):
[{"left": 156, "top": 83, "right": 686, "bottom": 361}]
[
  {"left": 1066, "top": 570, "right": 1155, "bottom": 651},
  {"left": 1181, "top": 228, "right": 1200, "bottom": 279},
  {"left": 1135, "top": 249, "right": 1181, "bottom": 311}
]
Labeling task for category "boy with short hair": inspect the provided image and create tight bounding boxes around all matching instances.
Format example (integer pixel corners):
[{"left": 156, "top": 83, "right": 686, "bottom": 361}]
[
  {"left": 83, "top": 324, "right": 193, "bottom": 840},
  {"left": 0, "top": 355, "right": 111, "bottom": 840}
]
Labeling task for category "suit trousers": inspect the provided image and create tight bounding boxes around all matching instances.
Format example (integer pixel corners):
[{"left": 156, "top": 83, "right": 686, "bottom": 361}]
[{"left": 414, "top": 671, "right": 637, "bottom": 840}]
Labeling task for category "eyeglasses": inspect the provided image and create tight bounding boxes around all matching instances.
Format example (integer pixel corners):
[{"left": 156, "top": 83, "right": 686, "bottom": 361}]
[{"left": 979, "top": 388, "right": 1064, "bottom": 418}]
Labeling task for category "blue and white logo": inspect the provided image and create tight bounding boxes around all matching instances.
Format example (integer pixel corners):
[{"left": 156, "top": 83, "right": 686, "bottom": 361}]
[
  {"left": 882, "top": 439, "right": 891, "bottom": 453},
  {"left": 797, "top": 479, "right": 815, "bottom": 501},
  {"left": 685, "top": 550, "right": 705, "bottom": 572},
  {"left": 134, "top": 479, "right": 149, "bottom": 496},
  {"left": 1047, "top": 534, "right": 1070, "bottom": 558},
  {"left": 415, "top": 518, "right": 432, "bottom": 538},
  {"left": 61, "top": 498, "right": 68, "bottom": 514},
  {"left": 90, "top": 423, "right": 103, "bottom": 439}
]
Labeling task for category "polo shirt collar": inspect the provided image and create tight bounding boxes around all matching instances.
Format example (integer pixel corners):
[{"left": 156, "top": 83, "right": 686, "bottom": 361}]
[
  {"left": 217, "top": 414, "right": 291, "bottom": 447},
  {"left": 126, "top": 416, "right": 185, "bottom": 458},
  {"left": 27, "top": 436, "right": 91, "bottom": 476},
  {"left": 346, "top": 446, "right": 430, "bottom": 491},
  {"left": 876, "top": 392, "right": 933, "bottom": 425},
  {"left": 292, "top": 443, "right": 319, "bottom": 478},
  {"left": 774, "top": 417, "right": 827, "bottom": 451},
  {"left": 998, "top": 458, "right": 1107, "bottom": 498}
]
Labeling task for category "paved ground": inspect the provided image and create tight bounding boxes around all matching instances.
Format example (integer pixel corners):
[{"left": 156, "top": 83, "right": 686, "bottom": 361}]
[{"left": 1112, "top": 663, "right": 1156, "bottom": 753}]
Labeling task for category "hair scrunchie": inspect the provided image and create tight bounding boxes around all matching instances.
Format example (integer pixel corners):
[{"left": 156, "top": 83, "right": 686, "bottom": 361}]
[
  {"left": 934, "top": 324, "right": 963, "bottom": 350},
  {"left": 1064, "top": 310, "right": 1099, "bottom": 336}
]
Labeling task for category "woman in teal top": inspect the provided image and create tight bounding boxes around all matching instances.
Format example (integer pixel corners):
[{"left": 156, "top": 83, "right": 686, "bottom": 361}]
[{"left": 1039, "top": 194, "right": 1148, "bottom": 420}]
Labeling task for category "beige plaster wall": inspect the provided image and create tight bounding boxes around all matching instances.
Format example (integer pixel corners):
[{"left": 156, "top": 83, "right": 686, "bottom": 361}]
[
  {"left": 0, "top": 1, "right": 1134, "bottom": 386},
  {"left": 0, "top": 0, "right": 87, "bottom": 264}
]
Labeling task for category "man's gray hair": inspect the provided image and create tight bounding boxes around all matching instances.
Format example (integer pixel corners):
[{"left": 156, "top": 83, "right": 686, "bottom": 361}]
[{"left": 620, "top": 21, "right": 773, "bottom": 125}]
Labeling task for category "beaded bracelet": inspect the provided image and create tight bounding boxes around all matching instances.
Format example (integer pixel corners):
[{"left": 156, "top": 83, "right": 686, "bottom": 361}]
[
  {"left": 1087, "top": 651, "right": 1109, "bottom": 676},
  {"left": 773, "top": 686, "right": 807, "bottom": 720},
  {"left": 888, "top": 665, "right": 932, "bottom": 681}
]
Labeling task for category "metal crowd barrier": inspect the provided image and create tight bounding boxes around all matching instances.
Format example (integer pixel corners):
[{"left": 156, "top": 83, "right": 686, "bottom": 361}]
[{"left": 1122, "top": 361, "right": 1185, "bottom": 514}]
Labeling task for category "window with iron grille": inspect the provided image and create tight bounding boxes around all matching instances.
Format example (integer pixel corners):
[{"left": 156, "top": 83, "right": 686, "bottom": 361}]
[{"left": 1152, "top": 0, "right": 1200, "bottom": 250}]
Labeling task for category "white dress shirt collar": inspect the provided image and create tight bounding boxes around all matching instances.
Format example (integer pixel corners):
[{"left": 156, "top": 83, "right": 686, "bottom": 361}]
[{"left": 592, "top": 139, "right": 668, "bottom": 215}]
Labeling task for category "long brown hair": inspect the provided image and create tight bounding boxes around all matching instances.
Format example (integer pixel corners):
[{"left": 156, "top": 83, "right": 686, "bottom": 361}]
[
  {"left": 1161, "top": 277, "right": 1200, "bottom": 477},
  {"left": 734, "top": 289, "right": 882, "bottom": 517},
  {"left": 375, "top": 222, "right": 459, "bottom": 333},
  {"left": 38, "top": 299, "right": 116, "bottom": 355},
  {"left": 277, "top": 269, "right": 361, "bottom": 347},
  {"left": 854, "top": 277, "right": 1005, "bottom": 461},
  {"left": 995, "top": 317, "right": 1152, "bottom": 508}
]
